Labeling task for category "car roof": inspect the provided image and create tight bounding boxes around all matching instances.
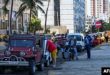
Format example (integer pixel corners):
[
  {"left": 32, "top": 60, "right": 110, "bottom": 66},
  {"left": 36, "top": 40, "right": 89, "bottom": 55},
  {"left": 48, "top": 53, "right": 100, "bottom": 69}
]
[
  {"left": 10, "top": 34, "right": 35, "bottom": 39},
  {"left": 68, "top": 33, "right": 84, "bottom": 36},
  {"left": 67, "top": 33, "right": 85, "bottom": 38}
]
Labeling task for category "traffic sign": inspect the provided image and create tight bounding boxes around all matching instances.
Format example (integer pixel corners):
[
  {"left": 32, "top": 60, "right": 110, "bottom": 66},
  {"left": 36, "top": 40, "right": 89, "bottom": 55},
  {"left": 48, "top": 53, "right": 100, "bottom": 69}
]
[{"left": 95, "top": 21, "right": 102, "bottom": 29}]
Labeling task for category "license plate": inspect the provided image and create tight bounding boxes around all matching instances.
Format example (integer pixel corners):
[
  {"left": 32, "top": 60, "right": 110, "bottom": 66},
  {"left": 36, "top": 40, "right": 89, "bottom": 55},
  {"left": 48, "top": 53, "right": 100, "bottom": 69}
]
[{"left": 9, "top": 61, "right": 18, "bottom": 64}]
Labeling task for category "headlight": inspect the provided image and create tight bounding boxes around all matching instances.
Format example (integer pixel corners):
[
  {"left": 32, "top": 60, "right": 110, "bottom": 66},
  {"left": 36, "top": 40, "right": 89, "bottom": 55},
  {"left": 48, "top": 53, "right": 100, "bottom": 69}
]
[
  {"left": 5, "top": 51, "right": 11, "bottom": 56},
  {"left": 20, "top": 51, "right": 26, "bottom": 57}
]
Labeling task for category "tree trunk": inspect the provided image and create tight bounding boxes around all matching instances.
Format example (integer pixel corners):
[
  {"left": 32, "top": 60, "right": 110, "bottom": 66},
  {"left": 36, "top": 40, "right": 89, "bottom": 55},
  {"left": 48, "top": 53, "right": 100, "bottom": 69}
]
[
  {"left": 9, "top": 0, "right": 13, "bottom": 35},
  {"left": 44, "top": 0, "right": 50, "bottom": 33},
  {"left": 29, "top": 9, "right": 32, "bottom": 33}
]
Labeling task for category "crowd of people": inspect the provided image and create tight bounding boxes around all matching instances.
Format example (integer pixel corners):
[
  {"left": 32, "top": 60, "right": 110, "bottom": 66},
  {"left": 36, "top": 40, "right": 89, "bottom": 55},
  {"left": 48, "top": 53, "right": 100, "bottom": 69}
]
[
  {"left": 45, "top": 31, "right": 110, "bottom": 68},
  {"left": 47, "top": 33, "right": 92, "bottom": 67}
]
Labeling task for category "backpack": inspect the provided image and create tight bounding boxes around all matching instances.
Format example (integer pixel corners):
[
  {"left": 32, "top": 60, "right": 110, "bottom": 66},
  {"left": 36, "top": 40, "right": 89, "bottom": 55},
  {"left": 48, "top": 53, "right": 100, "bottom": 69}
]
[{"left": 85, "top": 35, "right": 92, "bottom": 45}]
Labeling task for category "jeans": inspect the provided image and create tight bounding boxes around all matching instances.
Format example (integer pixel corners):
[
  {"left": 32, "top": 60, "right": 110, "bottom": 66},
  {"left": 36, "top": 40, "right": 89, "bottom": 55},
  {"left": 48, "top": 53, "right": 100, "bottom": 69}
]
[
  {"left": 85, "top": 45, "right": 91, "bottom": 59},
  {"left": 73, "top": 47, "right": 78, "bottom": 59},
  {"left": 70, "top": 47, "right": 78, "bottom": 60}
]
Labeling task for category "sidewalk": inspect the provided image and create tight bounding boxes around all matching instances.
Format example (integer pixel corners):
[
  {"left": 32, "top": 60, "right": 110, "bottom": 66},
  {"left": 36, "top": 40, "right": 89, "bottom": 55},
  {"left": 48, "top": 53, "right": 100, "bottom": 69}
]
[{"left": 48, "top": 43, "right": 110, "bottom": 75}]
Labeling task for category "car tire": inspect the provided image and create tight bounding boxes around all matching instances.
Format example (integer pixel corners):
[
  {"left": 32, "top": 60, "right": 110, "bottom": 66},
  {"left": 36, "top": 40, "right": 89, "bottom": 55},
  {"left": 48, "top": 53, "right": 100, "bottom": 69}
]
[
  {"left": 29, "top": 61, "right": 36, "bottom": 75},
  {"left": 37, "top": 63, "right": 44, "bottom": 71}
]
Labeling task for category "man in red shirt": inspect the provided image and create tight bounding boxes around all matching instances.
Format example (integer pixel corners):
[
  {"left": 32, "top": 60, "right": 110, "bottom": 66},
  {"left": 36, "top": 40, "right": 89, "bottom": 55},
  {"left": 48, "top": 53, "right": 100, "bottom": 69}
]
[{"left": 47, "top": 39, "right": 57, "bottom": 68}]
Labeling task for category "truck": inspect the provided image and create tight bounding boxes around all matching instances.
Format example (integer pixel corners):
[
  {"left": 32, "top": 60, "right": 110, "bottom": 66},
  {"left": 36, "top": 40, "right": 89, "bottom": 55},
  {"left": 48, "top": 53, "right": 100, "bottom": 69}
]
[{"left": 0, "top": 34, "right": 44, "bottom": 75}]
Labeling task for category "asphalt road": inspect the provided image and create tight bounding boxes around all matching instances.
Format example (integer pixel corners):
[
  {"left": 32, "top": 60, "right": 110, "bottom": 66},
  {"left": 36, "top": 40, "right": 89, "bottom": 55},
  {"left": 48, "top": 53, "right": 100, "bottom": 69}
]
[
  {"left": 0, "top": 62, "right": 62, "bottom": 75},
  {"left": 48, "top": 43, "right": 110, "bottom": 75}
]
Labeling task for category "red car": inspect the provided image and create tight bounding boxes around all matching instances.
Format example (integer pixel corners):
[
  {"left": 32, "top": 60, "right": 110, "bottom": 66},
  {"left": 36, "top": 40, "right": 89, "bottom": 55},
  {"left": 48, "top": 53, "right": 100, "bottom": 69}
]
[{"left": 0, "top": 34, "right": 44, "bottom": 75}]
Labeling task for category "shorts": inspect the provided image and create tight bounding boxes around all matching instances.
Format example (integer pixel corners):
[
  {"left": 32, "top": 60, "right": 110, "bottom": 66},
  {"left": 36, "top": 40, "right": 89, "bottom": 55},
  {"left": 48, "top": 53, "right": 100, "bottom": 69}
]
[{"left": 51, "top": 49, "right": 57, "bottom": 59}]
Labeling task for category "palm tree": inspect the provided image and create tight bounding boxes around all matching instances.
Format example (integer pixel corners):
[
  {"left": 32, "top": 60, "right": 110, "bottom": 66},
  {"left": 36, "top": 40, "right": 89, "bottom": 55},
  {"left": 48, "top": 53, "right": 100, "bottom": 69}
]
[
  {"left": 2, "top": 0, "right": 14, "bottom": 35},
  {"left": 17, "top": 0, "right": 45, "bottom": 32}
]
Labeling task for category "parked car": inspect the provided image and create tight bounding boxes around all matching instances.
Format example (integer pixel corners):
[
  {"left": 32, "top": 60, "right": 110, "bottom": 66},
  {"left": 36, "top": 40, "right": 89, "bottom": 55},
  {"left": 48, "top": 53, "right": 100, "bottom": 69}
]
[
  {"left": 0, "top": 34, "right": 45, "bottom": 75},
  {"left": 67, "top": 33, "right": 85, "bottom": 52}
]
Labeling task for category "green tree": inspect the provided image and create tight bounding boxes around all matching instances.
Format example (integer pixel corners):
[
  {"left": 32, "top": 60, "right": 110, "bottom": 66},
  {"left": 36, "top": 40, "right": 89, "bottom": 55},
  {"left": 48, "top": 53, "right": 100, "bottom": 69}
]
[
  {"left": 92, "top": 20, "right": 110, "bottom": 32},
  {"left": 29, "top": 16, "right": 42, "bottom": 33},
  {"left": 2, "top": 0, "right": 14, "bottom": 35},
  {"left": 103, "top": 22, "right": 110, "bottom": 31},
  {"left": 17, "top": 0, "right": 45, "bottom": 31}
]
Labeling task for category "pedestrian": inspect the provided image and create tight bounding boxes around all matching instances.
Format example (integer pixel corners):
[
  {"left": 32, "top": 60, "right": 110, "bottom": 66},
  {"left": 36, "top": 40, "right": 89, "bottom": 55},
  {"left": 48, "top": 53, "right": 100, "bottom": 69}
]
[
  {"left": 84, "top": 32, "right": 92, "bottom": 59},
  {"left": 69, "top": 37, "right": 78, "bottom": 60},
  {"left": 47, "top": 39, "right": 57, "bottom": 68},
  {"left": 104, "top": 32, "right": 109, "bottom": 43}
]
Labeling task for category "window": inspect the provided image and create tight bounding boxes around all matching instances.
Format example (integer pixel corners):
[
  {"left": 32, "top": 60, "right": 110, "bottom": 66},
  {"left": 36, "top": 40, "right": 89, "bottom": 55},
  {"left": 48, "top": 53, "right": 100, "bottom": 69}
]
[{"left": 10, "top": 40, "right": 34, "bottom": 47}]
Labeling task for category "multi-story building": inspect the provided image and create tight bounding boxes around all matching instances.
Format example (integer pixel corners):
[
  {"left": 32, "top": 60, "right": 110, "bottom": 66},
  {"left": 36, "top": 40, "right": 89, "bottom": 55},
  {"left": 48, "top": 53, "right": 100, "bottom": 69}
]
[
  {"left": 85, "top": 0, "right": 92, "bottom": 32},
  {"left": 0, "top": 0, "right": 29, "bottom": 34},
  {"left": 73, "top": 0, "right": 85, "bottom": 32},
  {"left": 91, "top": 0, "right": 109, "bottom": 22},
  {"left": 85, "top": 0, "right": 110, "bottom": 32},
  {"left": 38, "top": 0, "right": 55, "bottom": 27},
  {"left": 85, "top": 0, "right": 91, "bottom": 16},
  {"left": 39, "top": 0, "right": 85, "bottom": 33},
  {"left": 109, "top": 1, "right": 110, "bottom": 23}
]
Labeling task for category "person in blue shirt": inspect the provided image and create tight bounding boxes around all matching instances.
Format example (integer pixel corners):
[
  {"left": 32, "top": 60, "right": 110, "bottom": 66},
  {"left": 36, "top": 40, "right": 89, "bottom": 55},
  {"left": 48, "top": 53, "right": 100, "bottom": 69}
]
[{"left": 84, "top": 32, "right": 92, "bottom": 59}]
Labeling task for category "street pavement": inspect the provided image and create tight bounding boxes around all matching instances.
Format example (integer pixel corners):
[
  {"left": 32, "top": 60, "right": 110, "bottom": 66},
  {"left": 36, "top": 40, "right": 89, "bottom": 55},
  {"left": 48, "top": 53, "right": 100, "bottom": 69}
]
[
  {"left": 48, "top": 42, "right": 110, "bottom": 75},
  {"left": 0, "top": 42, "right": 110, "bottom": 75}
]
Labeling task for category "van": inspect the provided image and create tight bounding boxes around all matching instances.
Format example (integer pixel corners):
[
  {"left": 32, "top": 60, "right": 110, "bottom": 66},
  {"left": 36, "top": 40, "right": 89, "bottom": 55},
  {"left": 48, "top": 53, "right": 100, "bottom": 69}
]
[{"left": 67, "top": 33, "right": 85, "bottom": 52}]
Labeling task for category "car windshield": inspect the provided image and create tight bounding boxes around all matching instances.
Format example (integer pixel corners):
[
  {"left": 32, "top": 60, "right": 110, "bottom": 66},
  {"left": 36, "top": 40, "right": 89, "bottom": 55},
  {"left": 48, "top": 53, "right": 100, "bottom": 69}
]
[
  {"left": 68, "top": 35, "right": 82, "bottom": 41},
  {"left": 10, "top": 40, "right": 34, "bottom": 47}
]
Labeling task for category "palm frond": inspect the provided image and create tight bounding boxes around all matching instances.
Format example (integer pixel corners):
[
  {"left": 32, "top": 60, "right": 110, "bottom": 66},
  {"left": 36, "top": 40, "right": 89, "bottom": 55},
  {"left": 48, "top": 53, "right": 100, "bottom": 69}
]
[
  {"left": 32, "top": 8, "right": 38, "bottom": 17},
  {"left": 2, "top": 6, "right": 9, "bottom": 15},
  {"left": 37, "top": 5, "right": 45, "bottom": 14},
  {"left": 3, "top": 0, "right": 9, "bottom": 6},
  {"left": 2, "top": 0, "right": 9, "bottom": 14},
  {"left": 34, "top": 0, "right": 44, "bottom": 6},
  {"left": 16, "top": 5, "right": 27, "bottom": 17}
]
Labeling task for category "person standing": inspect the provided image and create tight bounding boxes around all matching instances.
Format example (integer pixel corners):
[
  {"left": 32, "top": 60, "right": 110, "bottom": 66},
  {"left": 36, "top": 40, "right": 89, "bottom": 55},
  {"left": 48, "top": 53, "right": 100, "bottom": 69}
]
[
  {"left": 73, "top": 37, "right": 78, "bottom": 60},
  {"left": 47, "top": 39, "right": 57, "bottom": 68},
  {"left": 84, "top": 32, "right": 92, "bottom": 59},
  {"left": 104, "top": 32, "right": 109, "bottom": 43},
  {"left": 69, "top": 37, "right": 78, "bottom": 60}
]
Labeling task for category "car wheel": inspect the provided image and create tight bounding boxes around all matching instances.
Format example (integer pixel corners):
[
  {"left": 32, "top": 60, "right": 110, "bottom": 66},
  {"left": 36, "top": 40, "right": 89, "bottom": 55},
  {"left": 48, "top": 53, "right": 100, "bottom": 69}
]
[
  {"left": 37, "top": 63, "right": 44, "bottom": 71},
  {"left": 29, "top": 61, "right": 36, "bottom": 75}
]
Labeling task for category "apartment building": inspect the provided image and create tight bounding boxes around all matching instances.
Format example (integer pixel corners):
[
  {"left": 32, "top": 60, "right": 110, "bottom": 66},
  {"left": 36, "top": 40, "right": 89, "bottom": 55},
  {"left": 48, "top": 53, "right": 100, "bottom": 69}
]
[
  {"left": 91, "top": 0, "right": 109, "bottom": 22},
  {"left": 39, "top": 0, "right": 85, "bottom": 33},
  {"left": 0, "top": 0, "right": 29, "bottom": 34}
]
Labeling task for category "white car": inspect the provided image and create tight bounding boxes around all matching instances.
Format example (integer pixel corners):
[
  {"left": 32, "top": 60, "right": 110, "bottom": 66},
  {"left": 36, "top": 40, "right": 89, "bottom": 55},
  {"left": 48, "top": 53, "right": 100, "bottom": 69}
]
[{"left": 67, "top": 33, "right": 85, "bottom": 52}]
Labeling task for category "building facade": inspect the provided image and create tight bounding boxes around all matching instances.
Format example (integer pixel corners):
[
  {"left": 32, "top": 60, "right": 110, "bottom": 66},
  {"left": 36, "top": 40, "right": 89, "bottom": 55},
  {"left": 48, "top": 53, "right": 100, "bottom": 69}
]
[
  {"left": 0, "top": 0, "right": 29, "bottom": 34},
  {"left": 38, "top": 0, "right": 55, "bottom": 27},
  {"left": 74, "top": 0, "right": 85, "bottom": 33},
  {"left": 39, "top": 0, "right": 85, "bottom": 33},
  {"left": 85, "top": 0, "right": 93, "bottom": 32},
  {"left": 90, "top": 0, "right": 109, "bottom": 22},
  {"left": 85, "top": 0, "right": 110, "bottom": 33}
]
